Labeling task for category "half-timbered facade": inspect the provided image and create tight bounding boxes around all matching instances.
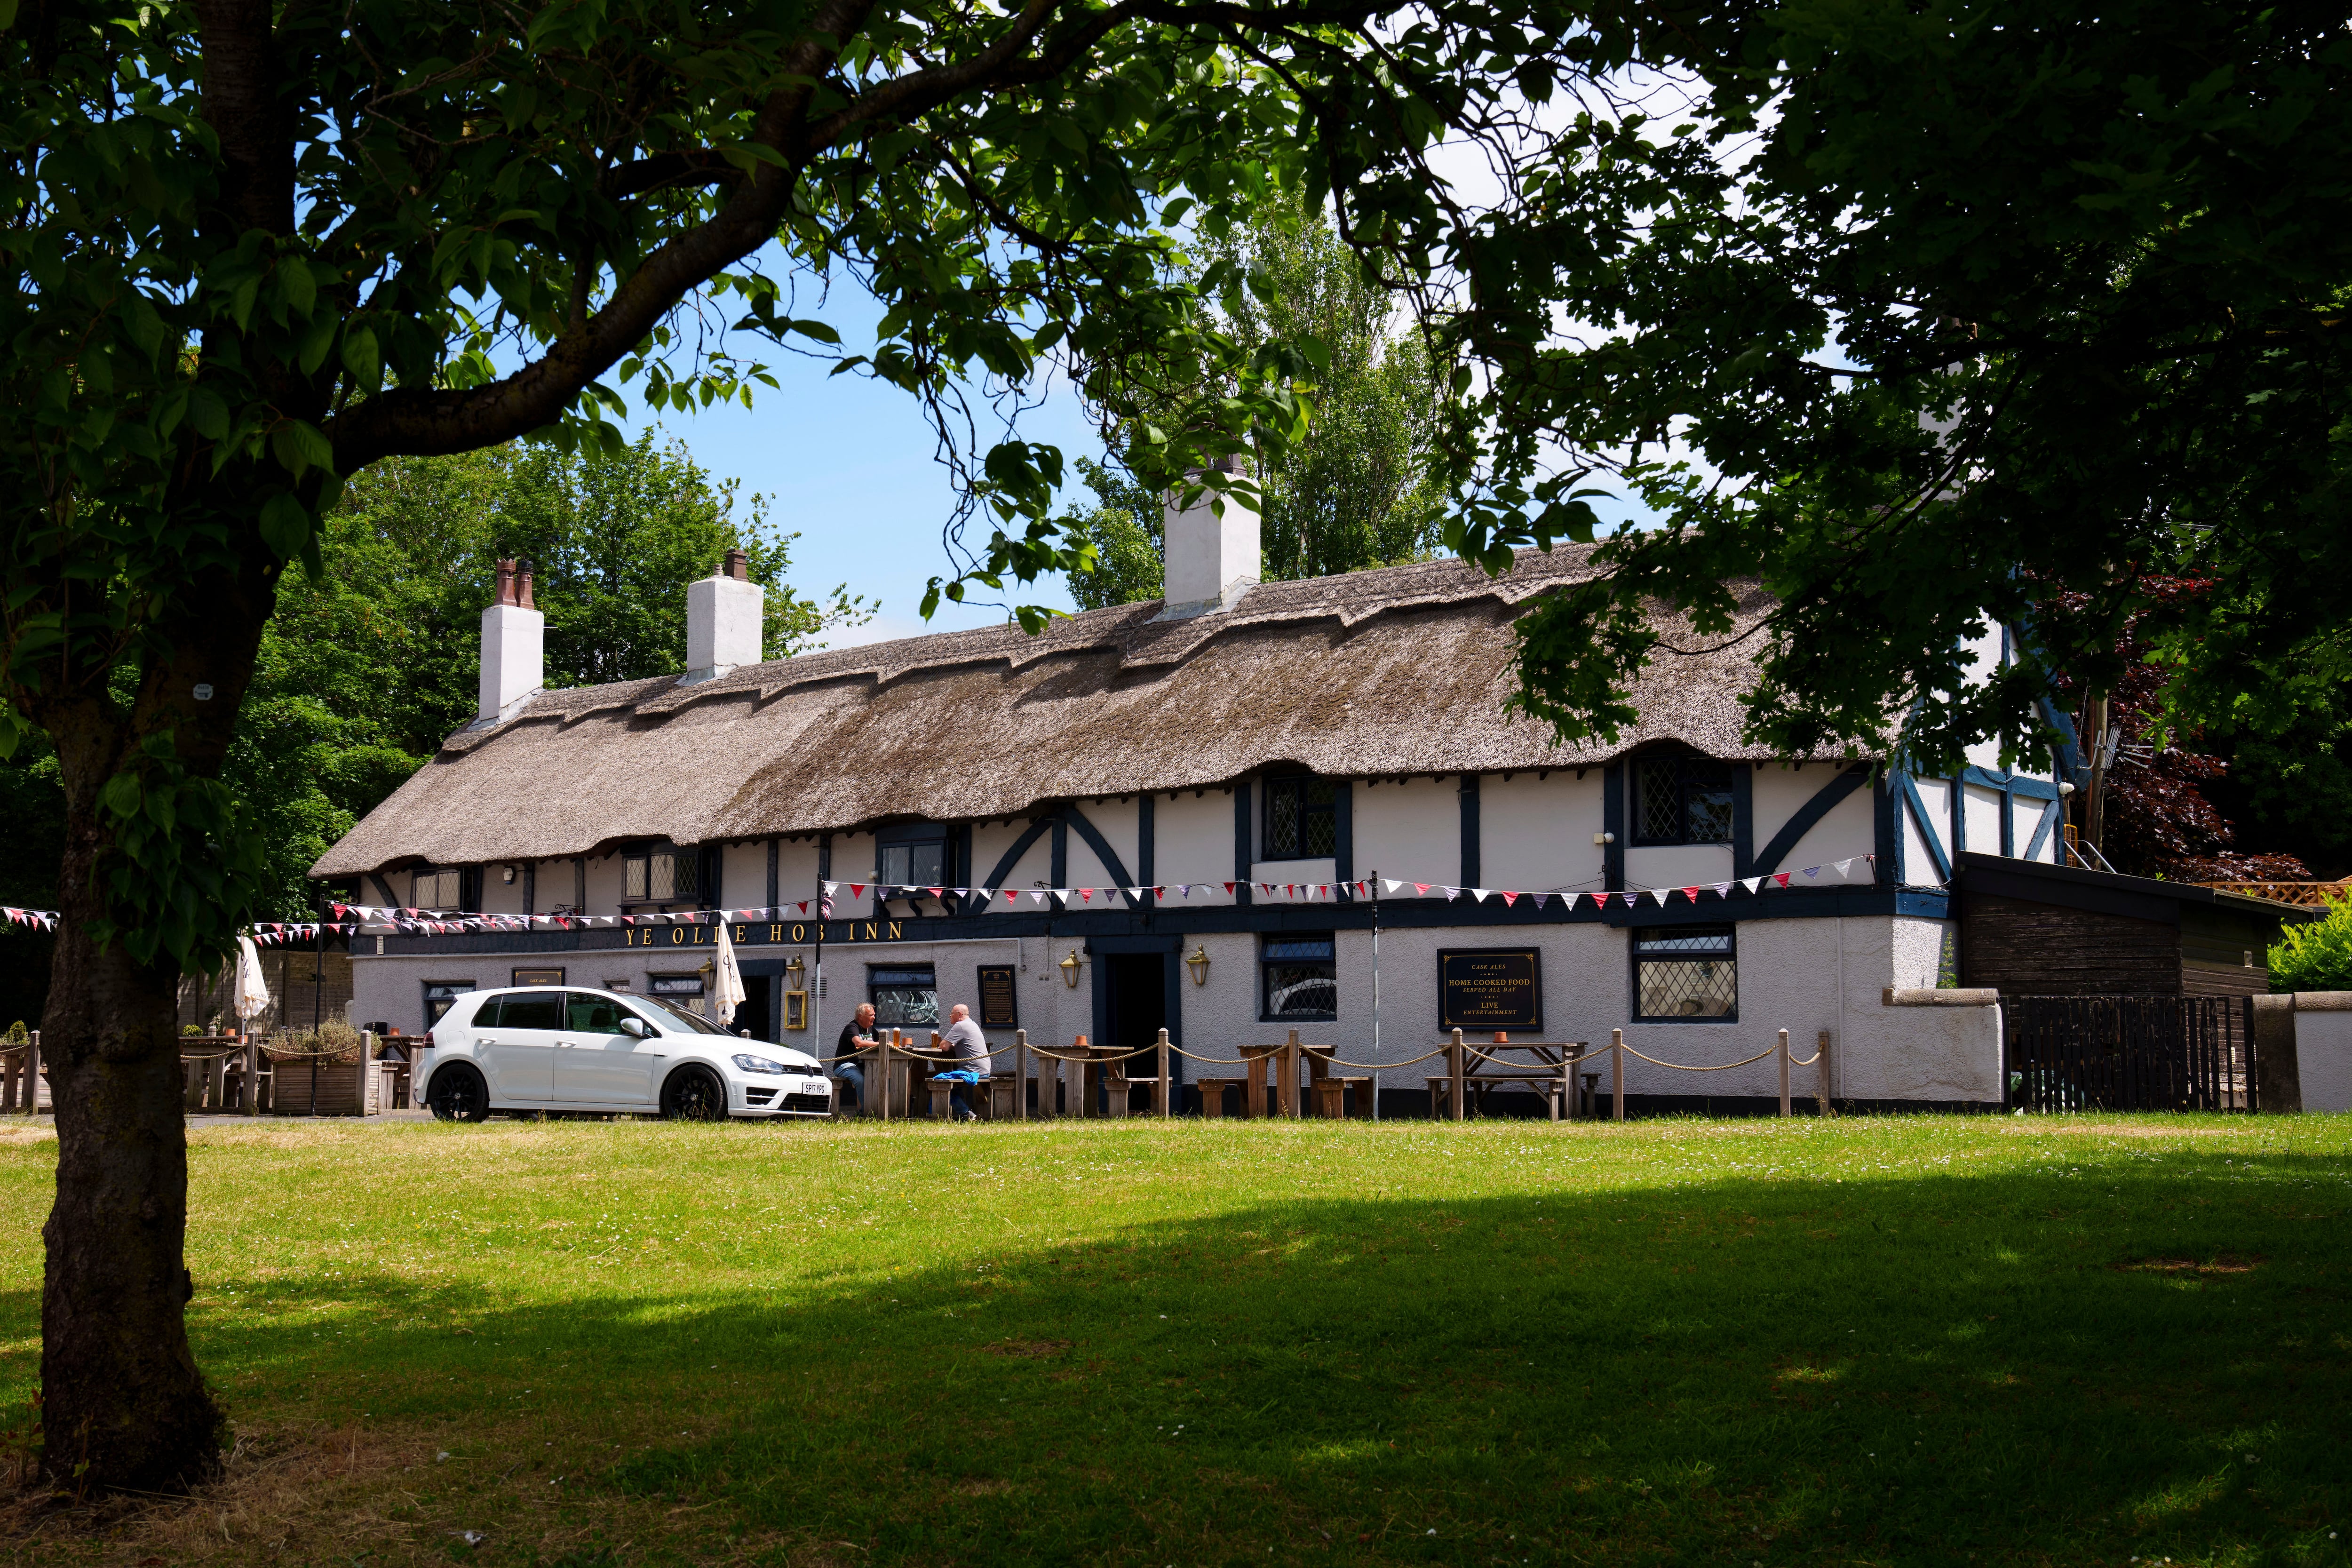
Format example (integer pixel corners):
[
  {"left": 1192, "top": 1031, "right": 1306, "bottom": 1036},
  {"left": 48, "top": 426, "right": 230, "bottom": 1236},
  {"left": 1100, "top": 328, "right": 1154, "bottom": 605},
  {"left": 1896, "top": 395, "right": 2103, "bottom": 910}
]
[{"left": 313, "top": 522, "right": 2078, "bottom": 1109}]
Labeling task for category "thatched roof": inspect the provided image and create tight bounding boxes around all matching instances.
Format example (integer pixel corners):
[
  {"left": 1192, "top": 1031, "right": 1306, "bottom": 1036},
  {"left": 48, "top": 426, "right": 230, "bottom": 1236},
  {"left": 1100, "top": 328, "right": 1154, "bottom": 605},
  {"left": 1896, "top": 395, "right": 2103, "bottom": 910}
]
[{"left": 311, "top": 547, "right": 1828, "bottom": 878}]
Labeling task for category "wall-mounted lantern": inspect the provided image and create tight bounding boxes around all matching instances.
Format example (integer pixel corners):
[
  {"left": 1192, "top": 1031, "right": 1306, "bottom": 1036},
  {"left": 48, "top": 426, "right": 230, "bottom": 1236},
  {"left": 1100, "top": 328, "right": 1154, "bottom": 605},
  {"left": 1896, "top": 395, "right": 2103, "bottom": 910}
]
[
  {"left": 1059, "top": 949, "right": 1083, "bottom": 988},
  {"left": 1186, "top": 945, "right": 1212, "bottom": 987}
]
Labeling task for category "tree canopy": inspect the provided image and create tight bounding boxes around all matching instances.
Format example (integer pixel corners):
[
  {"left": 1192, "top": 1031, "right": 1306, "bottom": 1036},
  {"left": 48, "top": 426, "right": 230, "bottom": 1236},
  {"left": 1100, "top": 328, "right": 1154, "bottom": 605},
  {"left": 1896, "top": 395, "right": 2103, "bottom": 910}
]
[
  {"left": 1470, "top": 0, "right": 2352, "bottom": 778},
  {"left": 1060, "top": 190, "right": 1446, "bottom": 607}
]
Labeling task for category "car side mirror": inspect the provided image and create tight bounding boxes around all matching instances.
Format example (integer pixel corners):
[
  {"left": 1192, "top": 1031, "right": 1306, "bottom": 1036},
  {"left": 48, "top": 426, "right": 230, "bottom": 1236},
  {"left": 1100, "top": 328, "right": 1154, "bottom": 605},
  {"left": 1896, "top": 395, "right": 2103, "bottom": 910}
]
[{"left": 619, "top": 1017, "right": 652, "bottom": 1039}]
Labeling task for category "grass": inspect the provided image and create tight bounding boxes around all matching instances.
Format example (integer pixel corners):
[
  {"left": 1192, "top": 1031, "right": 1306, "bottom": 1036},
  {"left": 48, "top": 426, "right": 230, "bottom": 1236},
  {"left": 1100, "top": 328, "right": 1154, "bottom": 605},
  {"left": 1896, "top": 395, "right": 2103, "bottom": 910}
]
[{"left": 0, "top": 1111, "right": 2347, "bottom": 1567}]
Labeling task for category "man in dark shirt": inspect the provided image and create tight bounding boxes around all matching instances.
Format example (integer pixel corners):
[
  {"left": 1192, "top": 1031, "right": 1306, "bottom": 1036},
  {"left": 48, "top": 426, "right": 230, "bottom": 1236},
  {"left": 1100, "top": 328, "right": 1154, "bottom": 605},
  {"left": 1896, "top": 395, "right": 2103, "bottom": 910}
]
[{"left": 834, "top": 1002, "right": 880, "bottom": 1110}]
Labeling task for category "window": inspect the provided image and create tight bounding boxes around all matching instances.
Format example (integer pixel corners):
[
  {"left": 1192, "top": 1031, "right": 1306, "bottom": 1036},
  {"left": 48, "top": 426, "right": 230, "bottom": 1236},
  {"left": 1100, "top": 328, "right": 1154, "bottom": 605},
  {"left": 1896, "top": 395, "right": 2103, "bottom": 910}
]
[
  {"left": 411, "top": 868, "right": 463, "bottom": 910},
  {"left": 1632, "top": 755, "right": 1734, "bottom": 845},
  {"left": 493, "top": 990, "right": 564, "bottom": 1031},
  {"left": 878, "top": 838, "right": 947, "bottom": 890},
  {"left": 1263, "top": 775, "right": 1338, "bottom": 859},
  {"left": 422, "top": 980, "right": 476, "bottom": 1029},
  {"left": 564, "top": 992, "right": 632, "bottom": 1033},
  {"left": 1631, "top": 925, "right": 1738, "bottom": 1021},
  {"left": 1261, "top": 935, "right": 1337, "bottom": 1020},
  {"left": 869, "top": 965, "right": 938, "bottom": 1030},
  {"left": 623, "top": 847, "right": 698, "bottom": 903}
]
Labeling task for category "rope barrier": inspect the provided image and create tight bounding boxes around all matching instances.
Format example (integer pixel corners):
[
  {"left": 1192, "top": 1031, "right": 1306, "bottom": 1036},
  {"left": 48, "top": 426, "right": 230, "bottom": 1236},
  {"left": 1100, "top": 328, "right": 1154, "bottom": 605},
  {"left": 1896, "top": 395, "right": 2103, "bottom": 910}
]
[
  {"left": 1786, "top": 1051, "right": 1822, "bottom": 1067},
  {"left": 1316, "top": 1044, "right": 1454, "bottom": 1071},
  {"left": 1614, "top": 1041, "right": 1782, "bottom": 1073}
]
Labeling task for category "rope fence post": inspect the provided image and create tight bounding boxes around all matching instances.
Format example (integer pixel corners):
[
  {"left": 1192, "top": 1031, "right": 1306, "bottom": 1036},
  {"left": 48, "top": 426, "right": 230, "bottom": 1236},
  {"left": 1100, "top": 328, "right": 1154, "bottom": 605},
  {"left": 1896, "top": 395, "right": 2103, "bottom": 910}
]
[
  {"left": 28, "top": 1030, "right": 40, "bottom": 1116},
  {"left": 877, "top": 1032, "right": 892, "bottom": 1122},
  {"left": 1280, "top": 1028, "right": 1301, "bottom": 1119},
  {"left": 1611, "top": 1028, "right": 1625, "bottom": 1122},
  {"left": 1014, "top": 1028, "right": 1028, "bottom": 1121},
  {"left": 1817, "top": 1029, "right": 1833, "bottom": 1117},
  {"left": 1449, "top": 1028, "right": 1465, "bottom": 1122},
  {"left": 1156, "top": 1028, "right": 1171, "bottom": 1118},
  {"left": 1778, "top": 1029, "right": 1790, "bottom": 1117}
]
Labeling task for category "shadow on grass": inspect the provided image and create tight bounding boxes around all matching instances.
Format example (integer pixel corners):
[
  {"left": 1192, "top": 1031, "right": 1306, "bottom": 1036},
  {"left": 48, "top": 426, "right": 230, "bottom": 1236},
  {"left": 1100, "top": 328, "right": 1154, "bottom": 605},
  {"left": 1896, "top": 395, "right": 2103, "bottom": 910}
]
[{"left": 69, "top": 1143, "right": 2352, "bottom": 1565}]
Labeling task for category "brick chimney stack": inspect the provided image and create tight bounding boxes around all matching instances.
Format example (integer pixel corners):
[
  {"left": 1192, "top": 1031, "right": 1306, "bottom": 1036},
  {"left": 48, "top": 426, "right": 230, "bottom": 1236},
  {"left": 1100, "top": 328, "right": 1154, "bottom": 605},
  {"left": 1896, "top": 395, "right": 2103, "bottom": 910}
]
[{"left": 478, "top": 556, "right": 545, "bottom": 723}]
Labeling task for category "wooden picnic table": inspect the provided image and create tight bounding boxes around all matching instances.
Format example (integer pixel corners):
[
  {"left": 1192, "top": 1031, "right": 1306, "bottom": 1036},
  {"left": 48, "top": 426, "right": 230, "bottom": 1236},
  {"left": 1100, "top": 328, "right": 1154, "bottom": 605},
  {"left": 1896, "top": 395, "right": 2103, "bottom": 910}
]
[
  {"left": 1239, "top": 1034, "right": 1337, "bottom": 1118},
  {"left": 1431, "top": 1035, "right": 1590, "bottom": 1120},
  {"left": 853, "top": 1033, "right": 954, "bottom": 1119}
]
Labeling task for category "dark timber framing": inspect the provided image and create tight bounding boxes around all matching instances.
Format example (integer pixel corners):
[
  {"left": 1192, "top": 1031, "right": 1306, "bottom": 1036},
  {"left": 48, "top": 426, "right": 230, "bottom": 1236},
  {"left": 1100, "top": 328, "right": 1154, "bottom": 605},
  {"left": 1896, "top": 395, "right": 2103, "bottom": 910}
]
[
  {"left": 1751, "top": 766, "right": 1870, "bottom": 878},
  {"left": 1458, "top": 773, "right": 1480, "bottom": 889}
]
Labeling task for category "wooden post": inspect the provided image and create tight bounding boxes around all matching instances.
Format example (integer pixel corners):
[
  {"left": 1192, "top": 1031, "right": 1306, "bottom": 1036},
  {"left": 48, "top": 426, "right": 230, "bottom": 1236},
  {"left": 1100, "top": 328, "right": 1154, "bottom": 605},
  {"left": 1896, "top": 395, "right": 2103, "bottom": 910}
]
[
  {"left": 1817, "top": 1029, "right": 1833, "bottom": 1117},
  {"left": 363, "top": 1032, "right": 380, "bottom": 1116},
  {"left": 1280, "top": 1029, "right": 1301, "bottom": 1118},
  {"left": 1155, "top": 1028, "right": 1171, "bottom": 1118},
  {"left": 877, "top": 1032, "right": 892, "bottom": 1121},
  {"left": 1065, "top": 1040, "right": 1085, "bottom": 1120},
  {"left": 1448, "top": 1028, "right": 1466, "bottom": 1122},
  {"left": 244, "top": 1035, "right": 260, "bottom": 1115},
  {"left": 27, "top": 1030, "right": 40, "bottom": 1114},
  {"left": 1014, "top": 1029, "right": 1028, "bottom": 1121},
  {"left": 1778, "top": 1029, "right": 1791, "bottom": 1117},
  {"left": 1611, "top": 1027, "right": 1625, "bottom": 1122}
]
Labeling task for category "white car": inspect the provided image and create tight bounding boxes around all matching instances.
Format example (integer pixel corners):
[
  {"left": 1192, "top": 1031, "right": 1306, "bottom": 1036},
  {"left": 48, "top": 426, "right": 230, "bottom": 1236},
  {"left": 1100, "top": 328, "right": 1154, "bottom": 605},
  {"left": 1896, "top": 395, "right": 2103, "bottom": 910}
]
[{"left": 414, "top": 986, "right": 832, "bottom": 1122}]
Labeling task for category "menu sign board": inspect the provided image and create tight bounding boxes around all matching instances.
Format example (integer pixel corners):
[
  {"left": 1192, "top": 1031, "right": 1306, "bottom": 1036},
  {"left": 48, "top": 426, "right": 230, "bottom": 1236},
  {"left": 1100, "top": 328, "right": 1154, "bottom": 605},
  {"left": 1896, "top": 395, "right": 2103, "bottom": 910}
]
[
  {"left": 1437, "top": 948, "right": 1542, "bottom": 1031},
  {"left": 977, "top": 964, "right": 1019, "bottom": 1029}
]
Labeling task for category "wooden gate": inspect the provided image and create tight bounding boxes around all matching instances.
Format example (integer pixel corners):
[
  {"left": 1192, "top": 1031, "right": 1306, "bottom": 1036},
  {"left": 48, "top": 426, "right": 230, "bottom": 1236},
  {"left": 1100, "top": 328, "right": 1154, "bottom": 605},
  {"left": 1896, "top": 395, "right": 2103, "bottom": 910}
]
[{"left": 2004, "top": 995, "right": 2256, "bottom": 1113}]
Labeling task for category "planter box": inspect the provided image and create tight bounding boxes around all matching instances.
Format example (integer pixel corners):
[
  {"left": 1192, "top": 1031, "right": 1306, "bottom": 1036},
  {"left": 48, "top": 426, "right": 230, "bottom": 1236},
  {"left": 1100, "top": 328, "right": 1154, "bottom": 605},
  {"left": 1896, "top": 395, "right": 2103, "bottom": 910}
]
[{"left": 266, "top": 1056, "right": 374, "bottom": 1116}]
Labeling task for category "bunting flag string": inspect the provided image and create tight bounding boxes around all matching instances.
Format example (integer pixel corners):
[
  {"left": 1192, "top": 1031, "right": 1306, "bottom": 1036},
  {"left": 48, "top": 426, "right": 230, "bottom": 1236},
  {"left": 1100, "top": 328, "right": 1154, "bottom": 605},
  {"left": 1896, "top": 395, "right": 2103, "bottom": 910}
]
[{"left": 2, "top": 854, "right": 1887, "bottom": 944}]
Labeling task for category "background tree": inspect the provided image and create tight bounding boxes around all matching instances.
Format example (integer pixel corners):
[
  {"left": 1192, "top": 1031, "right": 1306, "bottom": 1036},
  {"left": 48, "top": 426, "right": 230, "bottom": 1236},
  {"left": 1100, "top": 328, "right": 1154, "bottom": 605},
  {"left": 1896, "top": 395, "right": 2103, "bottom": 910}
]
[
  {"left": 0, "top": 430, "right": 866, "bottom": 1024},
  {"left": 1061, "top": 191, "right": 1447, "bottom": 607},
  {"left": 1453, "top": 0, "right": 2352, "bottom": 782},
  {"left": 0, "top": 0, "right": 1646, "bottom": 1490}
]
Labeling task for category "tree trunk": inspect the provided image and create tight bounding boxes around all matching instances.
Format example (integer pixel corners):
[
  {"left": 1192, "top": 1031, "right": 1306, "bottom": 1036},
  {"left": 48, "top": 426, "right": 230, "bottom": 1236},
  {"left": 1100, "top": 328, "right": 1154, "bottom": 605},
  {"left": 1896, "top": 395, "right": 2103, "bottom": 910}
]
[{"left": 38, "top": 740, "right": 222, "bottom": 1492}]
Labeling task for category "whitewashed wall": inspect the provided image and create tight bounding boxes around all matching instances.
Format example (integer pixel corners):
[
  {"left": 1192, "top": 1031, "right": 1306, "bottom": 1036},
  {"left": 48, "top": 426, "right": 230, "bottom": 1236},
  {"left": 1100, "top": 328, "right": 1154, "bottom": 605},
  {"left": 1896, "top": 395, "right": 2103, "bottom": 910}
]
[{"left": 1353, "top": 776, "right": 1462, "bottom": 887}]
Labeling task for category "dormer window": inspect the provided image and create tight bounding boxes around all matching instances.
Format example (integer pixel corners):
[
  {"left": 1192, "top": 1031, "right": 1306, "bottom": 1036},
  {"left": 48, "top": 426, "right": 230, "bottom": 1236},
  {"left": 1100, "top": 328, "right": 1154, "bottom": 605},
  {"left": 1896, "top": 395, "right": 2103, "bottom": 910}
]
[
  {"left": 1263, "top": 775, "right": 1337, "bottom": 860},
  {"left": 876, "top": 822, "right": 952, "bottom": 895},
  {"left": 410, "top": 868, "right": 463, "bottom": 911},
  {"left": 623, "top": 847, "right": 698, "bottom": 904},
  {"left": 878, "top": 838, "right": 946, "bottom": 890},
  {"left": 1632, "top": 754, "right": 1734, "bottom": 846}
]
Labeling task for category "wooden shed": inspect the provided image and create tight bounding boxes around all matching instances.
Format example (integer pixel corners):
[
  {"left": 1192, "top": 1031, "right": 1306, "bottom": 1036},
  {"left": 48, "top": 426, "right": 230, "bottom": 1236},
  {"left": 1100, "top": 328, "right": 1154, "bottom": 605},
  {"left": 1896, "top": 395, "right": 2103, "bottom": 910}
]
[{"left": 1953, "top": 851, "right": 2313, "bottom": 999}]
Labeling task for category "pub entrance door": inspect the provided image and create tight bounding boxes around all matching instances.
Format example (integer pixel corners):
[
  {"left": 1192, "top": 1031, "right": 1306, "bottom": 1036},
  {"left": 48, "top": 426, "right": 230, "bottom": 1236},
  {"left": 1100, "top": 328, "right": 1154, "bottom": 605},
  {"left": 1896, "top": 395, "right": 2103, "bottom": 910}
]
[
  {"left": 1102, "top": 953, "right": 1170, "bottom": 1114},
  {"left": 731, "top": 977, "right": 773, "bottom": 1044}
]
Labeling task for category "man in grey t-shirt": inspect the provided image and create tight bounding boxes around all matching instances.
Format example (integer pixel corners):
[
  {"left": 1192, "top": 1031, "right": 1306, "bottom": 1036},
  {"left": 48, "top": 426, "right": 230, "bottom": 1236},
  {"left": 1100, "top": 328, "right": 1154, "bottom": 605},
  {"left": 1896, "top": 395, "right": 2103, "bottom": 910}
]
[{"left": 937, "top": 1003, "right": 990, "bottom": 1121}]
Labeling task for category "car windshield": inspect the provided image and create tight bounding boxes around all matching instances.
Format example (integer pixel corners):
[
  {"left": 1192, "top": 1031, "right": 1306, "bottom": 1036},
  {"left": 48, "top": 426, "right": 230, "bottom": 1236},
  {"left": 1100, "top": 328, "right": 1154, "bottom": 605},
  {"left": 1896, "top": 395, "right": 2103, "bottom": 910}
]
[{"left": 650, "top": 997, "right": 727, "bottom": 1035}]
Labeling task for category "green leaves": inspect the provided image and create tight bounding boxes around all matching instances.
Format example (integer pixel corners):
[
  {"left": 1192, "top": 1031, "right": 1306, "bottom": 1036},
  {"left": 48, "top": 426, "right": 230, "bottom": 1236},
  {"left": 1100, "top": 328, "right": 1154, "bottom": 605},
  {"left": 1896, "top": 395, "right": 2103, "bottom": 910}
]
[{"left": 258, "top": 493, "right": 314, "bottom": 561}]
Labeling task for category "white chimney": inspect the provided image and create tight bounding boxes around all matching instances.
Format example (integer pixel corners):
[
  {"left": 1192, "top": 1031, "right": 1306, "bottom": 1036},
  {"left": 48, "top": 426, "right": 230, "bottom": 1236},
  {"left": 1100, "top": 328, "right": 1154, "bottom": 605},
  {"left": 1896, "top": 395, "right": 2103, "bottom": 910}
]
[
  {"left": 684, "top": 548, "right": 763, "bottom": 683},
  {"left": 477, "top": 557, "right": 543, "bottom": 724},
  {"left": 1158, "top": 456, "right": 1260, "bottom": 619}
]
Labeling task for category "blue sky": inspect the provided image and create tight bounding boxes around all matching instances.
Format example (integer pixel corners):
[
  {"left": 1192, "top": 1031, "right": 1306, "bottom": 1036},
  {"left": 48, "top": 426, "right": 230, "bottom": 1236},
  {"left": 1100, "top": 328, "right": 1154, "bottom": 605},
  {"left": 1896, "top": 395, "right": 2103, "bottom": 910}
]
[{"left": 605, "top": 274, "right": 1104, "bottom": 649}]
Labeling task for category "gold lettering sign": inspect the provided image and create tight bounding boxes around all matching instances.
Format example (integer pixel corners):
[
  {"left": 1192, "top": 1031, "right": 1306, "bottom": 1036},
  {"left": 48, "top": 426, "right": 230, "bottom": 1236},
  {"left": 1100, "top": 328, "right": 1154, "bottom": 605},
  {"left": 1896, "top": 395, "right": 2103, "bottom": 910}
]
[{"left": 1437, "top": 948, "right": 1542, "bottom": 1031}]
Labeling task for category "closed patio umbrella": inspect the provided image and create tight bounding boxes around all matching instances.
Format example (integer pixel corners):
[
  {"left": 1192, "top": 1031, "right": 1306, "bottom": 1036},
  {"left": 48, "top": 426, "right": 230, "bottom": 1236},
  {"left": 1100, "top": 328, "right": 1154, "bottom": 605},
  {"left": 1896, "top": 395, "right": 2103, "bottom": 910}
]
[
  {"left": 232, "top": 935, "right": 272, "bottom": 1031},
  {"left": 712, "top": 919, "right": 748, "bottom": 1032}
]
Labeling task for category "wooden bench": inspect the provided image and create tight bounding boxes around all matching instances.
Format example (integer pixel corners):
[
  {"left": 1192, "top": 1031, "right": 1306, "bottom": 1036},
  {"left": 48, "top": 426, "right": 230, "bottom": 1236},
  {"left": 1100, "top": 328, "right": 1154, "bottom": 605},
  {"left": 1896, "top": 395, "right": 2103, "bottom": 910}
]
[
  {"left": 1100, "top": 1074, "right": 1168, "bottom": 1117},
  {"left": 985, "top": 1074, "right": 1036, "bottom": 1120},
  {"left": 1194, "top": 1076, "right": 1250, "bottom": 1118},
  {"left": 1427, "top": 1073, "right": 1569, "bottom": 1119},
  {"left": 925, "top": 1076, "right": 988, "bottom": 1120},
  {"left": 1310, "top": 1075, "right": 1375, "bottom": 1119}
]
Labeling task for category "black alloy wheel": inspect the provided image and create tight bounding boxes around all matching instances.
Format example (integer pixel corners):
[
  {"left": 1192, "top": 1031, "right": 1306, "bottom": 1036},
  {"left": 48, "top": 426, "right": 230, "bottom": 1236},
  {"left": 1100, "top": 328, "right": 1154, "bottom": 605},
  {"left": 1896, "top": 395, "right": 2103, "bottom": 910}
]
[
  {"left": 427, "top": 1063, "right": 490, "bottom": 1123},
  {"left": 661, "top": 1065, "right": 728, "bottom": 1122}
]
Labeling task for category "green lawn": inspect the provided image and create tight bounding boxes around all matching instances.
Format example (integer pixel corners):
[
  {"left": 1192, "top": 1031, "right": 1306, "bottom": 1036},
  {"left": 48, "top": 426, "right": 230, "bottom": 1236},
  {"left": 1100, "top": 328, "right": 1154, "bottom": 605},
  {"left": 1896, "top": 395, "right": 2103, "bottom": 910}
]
[{"left": 0, "top": 1112, "right": 2348, "bottom": 1567}]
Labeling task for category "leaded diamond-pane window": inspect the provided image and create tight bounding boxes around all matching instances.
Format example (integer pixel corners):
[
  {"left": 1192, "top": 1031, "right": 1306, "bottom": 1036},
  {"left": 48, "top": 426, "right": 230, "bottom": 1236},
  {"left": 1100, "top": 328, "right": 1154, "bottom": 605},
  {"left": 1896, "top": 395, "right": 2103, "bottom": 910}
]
[
  {"left": 623, "top": 847, "right": 698, "bottom": 904},
  {"left": 1262, "top": 934, "right": 1338, "bottom": 1020},
  {"left": 1632, "top": 925, "right": 1738, "bottom": 1021},
  {"left": 1263, "top": 776, "right": 1338, "bottom": 859},
  {"left": 1632, "top": 756, "right": 1735, "bottom": 845}
]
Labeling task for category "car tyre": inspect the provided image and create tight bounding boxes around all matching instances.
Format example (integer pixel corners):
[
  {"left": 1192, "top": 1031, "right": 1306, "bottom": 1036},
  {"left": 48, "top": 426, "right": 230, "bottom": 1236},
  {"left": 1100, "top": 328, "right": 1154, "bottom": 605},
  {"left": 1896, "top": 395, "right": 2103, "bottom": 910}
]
[
  {"left": 427, "top": 1063, "right": 490, "bottom": 1123},
  {"left": 660, "top": 1065, "right": 728, "bottom": 1122}
]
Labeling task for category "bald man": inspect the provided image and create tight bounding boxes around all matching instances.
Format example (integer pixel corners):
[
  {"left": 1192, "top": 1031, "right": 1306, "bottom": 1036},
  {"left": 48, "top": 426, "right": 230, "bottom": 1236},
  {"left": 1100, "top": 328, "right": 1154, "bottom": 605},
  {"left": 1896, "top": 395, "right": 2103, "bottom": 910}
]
[{"left": 938, "top": 1002, "right": 990, "bottom": 1122}]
